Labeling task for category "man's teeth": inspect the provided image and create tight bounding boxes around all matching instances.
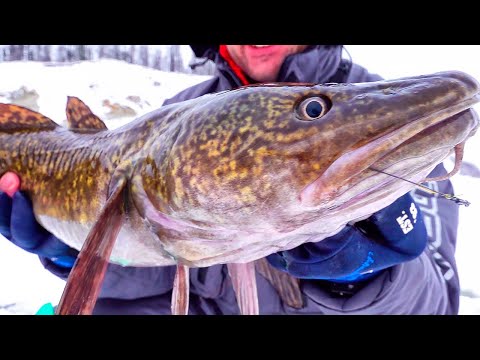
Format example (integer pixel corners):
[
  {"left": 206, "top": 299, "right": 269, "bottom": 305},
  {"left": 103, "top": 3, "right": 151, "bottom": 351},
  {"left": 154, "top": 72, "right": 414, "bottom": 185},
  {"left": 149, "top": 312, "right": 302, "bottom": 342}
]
[{"left": 252, "top": 45, "right": 271, "bottom": 48}]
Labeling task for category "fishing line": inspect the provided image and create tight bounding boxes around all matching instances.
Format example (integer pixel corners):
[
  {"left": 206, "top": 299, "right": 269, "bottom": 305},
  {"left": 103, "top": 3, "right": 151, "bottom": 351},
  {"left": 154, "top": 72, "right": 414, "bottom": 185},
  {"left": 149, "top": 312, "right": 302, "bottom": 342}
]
[{"left": 369, "top": 167, "right": 470, "bottom": 207}]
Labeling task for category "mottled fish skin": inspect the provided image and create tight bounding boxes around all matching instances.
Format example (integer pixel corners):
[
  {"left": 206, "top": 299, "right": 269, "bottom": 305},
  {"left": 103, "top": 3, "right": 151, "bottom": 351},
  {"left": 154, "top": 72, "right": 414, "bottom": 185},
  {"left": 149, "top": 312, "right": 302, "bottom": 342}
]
[{"left": 0, "top": 71, "right": 479, "bottom": 268}]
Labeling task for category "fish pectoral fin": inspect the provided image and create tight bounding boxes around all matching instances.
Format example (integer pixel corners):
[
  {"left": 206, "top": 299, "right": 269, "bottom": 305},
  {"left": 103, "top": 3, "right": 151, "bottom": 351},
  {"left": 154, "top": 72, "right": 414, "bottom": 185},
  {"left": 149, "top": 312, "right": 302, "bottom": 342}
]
[
  {"left": 171, "top": 264, "right": 190, "bottom": 315},
  {"left": 55, "top": 176, "right": 128, "bottom": 315},
  {"left": 255, "top": 258, "right": 304, "bottom": 309},
  {"left": 0, "top": 103, "right": 59, "bottom": 133},
  {"left": 227, "top": 262, "right": 259, "bottom": 315},
  {"left": 66, "top": 96, "right": 108, "bottom": 132}
]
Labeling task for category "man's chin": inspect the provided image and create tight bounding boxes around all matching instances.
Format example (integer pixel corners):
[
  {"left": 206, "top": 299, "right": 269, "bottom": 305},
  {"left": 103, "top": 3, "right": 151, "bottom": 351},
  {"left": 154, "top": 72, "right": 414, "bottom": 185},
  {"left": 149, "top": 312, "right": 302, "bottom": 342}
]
[{"left": 247, "top": 66, "right": 281, "bottom": 83}]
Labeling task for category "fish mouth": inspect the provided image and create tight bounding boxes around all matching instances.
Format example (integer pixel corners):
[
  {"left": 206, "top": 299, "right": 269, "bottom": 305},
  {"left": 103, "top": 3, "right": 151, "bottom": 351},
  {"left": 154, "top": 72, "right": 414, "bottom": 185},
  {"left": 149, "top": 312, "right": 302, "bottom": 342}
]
[{"left": 300, "top": 94, "right": 480, "bottom": 208}]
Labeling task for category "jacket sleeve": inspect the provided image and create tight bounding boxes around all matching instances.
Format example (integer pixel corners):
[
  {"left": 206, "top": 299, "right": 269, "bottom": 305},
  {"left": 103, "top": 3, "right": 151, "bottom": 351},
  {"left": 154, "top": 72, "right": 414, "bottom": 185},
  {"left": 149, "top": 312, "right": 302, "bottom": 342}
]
[
  {"left": 39, "top": 257, "right": 72, "bottom": 280},
  {"left": 282, "top": 163, "right": 460, "bottom": 315}
]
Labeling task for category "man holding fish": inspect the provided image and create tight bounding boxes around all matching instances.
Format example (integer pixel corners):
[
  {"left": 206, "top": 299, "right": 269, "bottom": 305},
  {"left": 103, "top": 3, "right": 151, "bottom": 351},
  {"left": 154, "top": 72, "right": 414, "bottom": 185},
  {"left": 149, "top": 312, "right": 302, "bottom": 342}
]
[{"left": 0, "top": 45, "right": 468, "bottom": 314}]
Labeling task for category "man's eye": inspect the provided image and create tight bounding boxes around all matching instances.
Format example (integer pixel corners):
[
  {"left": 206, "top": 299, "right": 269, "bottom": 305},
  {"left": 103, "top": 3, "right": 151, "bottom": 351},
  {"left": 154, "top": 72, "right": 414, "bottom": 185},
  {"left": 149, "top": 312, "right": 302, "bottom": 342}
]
[{"left": 297, "top": 97, "right": 330, "bottom": 121}]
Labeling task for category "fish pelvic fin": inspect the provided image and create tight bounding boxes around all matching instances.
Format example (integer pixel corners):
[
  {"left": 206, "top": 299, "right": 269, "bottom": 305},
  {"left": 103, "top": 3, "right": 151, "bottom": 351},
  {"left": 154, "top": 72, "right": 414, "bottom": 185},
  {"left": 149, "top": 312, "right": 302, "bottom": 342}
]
[
  {"left": 0, "top": 103, "right": 59, "bottom": 133},
  {"left": 172, "top": 264, "right": 190, "bottom": 315},
  {"left": 66, "top": 96, "right": 108, "bottom": 132},
  {"left": 227, "top": 262, "right": 259, "bottom": 315}
]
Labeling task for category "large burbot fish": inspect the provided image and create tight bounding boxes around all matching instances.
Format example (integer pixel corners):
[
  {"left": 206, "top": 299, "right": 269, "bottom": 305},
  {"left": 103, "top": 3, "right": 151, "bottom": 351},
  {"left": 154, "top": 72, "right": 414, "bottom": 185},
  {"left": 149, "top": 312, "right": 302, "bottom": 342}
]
[{"left": 0, "top": 71, "right": 479, "bottom": 315}]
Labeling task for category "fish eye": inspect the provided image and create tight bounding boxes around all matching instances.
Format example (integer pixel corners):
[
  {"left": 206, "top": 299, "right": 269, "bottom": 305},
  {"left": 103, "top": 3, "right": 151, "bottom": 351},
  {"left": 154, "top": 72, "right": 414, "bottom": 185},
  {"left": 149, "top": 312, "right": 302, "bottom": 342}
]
[{"left": 296, "top": 96, "right": 330, "bottom": 121}]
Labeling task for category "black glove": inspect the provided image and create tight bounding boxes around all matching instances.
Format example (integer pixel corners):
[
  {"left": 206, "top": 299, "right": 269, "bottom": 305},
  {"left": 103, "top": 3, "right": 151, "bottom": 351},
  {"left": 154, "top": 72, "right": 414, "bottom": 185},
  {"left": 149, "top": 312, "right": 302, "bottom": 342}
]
[
  {"left": 0, "top": 191, "right": 78, "bottom": 268},
  {"left": 267, "top": 192, "right": 427, "bottom": 282}
]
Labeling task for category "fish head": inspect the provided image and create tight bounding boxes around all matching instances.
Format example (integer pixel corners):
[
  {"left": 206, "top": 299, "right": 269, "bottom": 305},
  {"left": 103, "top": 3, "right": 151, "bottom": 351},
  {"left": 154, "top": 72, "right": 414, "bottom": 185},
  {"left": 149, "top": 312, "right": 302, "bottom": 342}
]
[{"left": 298, "top": 70, "right": 480, "bottom": 216}]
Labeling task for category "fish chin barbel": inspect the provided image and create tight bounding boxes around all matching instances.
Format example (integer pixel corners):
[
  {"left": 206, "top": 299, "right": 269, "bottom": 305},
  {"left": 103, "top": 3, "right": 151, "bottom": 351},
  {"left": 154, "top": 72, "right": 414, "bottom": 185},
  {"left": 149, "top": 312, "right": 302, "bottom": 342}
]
[{"left": 0, "top": 71, "right": 478, "bottom": 315}]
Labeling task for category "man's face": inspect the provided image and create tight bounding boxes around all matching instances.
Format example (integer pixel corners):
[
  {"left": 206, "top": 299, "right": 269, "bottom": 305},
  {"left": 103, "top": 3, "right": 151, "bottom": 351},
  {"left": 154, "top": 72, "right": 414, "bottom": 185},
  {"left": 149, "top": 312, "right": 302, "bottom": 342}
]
[{"left": 226, "top": 45, "right": 308, "bottom": 82}]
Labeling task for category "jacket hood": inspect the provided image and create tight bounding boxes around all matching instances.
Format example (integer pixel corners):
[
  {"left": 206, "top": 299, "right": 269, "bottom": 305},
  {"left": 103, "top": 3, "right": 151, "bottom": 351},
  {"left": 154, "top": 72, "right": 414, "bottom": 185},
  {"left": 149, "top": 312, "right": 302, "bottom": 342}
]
[{"left": 190, "top": 45, "right": 219, "bottom": 59}]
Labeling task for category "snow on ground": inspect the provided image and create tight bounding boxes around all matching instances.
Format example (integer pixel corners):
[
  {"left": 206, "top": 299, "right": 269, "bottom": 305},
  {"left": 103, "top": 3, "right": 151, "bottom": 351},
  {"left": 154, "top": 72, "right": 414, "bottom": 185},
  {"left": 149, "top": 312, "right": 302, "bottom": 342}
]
[{"left": 0, "top": 46, "right": 480, "bottom": 314}]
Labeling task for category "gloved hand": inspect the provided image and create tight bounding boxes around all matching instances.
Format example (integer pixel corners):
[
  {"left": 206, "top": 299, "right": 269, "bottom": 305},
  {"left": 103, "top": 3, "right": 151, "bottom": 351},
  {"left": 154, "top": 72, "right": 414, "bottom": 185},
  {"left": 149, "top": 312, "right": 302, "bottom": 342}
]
[
  {"left": 0, "top": 173, "right": 78, "bottom": 269},
  {"left": 267, "top": 192, "right": 427, "bottom": 283}
]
